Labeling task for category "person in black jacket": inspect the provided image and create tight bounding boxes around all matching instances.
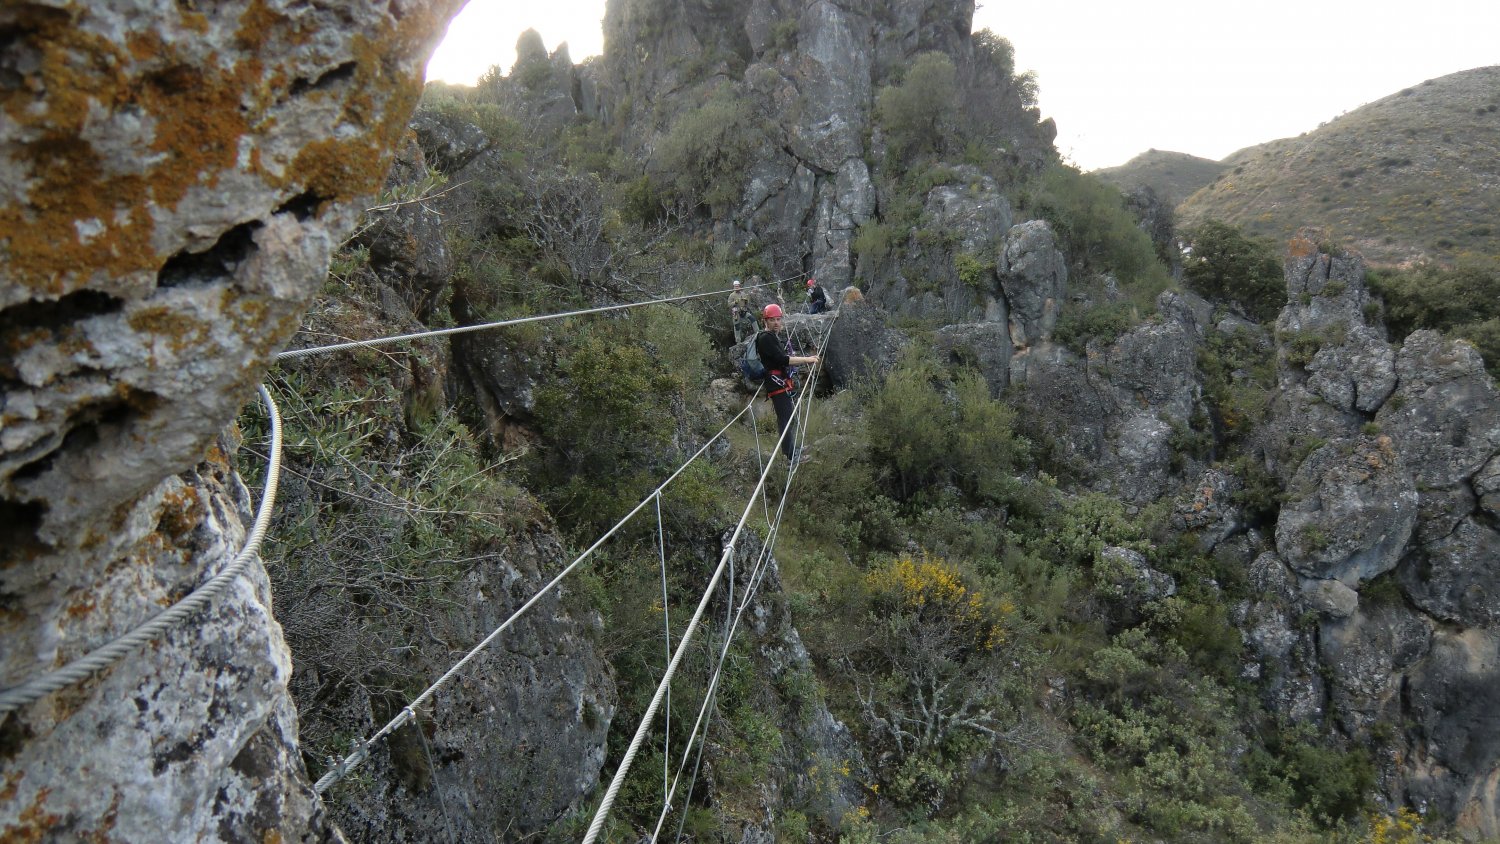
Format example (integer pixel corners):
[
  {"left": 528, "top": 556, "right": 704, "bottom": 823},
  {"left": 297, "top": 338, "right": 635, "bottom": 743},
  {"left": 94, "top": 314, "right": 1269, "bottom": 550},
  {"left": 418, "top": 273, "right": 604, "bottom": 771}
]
[
  {"left": 805, "top": 277, "right": 828, "bottom": 314},
  {"left": 756, "top": 303, "right": 819, "bottom": 460}
]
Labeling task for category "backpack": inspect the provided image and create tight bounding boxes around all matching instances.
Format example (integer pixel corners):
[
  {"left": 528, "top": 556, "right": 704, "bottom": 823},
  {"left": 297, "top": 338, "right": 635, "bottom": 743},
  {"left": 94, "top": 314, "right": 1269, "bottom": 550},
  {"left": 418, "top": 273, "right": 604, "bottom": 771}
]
[{"left": 740, "top": 333, "right": 767, "bottom": 380}]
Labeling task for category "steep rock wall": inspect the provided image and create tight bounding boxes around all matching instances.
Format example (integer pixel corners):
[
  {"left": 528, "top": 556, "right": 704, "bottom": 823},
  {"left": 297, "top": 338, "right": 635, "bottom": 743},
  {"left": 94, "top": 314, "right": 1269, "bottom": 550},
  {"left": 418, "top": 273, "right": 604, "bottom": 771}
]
[
  {"left": 0, "top": 0, "right": 463, "bottom": 838},
  {"left": 592, "top": 0, "right": 1053, "bottom": 294}
]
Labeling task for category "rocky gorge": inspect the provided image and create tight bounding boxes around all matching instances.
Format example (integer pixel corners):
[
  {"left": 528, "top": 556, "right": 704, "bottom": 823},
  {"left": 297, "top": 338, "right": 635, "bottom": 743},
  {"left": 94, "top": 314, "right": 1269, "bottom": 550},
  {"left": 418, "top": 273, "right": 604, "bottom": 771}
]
[{"left": 4, "top": 0, "right": 1500, "bottom": 842}]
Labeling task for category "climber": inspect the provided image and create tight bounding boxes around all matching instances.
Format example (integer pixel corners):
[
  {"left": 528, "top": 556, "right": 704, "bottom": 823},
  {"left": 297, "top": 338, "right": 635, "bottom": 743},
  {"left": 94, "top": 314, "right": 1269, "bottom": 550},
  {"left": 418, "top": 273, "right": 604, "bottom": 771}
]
[
  {"left": 728, "top": 279, "right": 756, "bottom": 343},
  {"left": 805, "top": 277, "right": 828, "bottom": 314},
  {"left": 757, "top": 303, "right": 819, "bottom": 461}
]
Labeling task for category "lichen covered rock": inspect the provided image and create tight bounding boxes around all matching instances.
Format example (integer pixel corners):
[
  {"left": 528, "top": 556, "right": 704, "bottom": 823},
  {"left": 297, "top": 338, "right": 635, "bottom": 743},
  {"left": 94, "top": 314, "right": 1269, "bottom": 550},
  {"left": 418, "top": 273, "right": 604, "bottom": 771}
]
[{"left": 1, "top": 0, "right": 463, "bottom": 838}]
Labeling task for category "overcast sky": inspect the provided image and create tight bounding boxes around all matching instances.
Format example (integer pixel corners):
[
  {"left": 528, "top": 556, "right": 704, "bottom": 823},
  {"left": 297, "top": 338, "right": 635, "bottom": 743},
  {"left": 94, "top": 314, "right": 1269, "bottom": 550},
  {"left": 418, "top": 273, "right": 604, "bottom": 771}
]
[{"left": 426, "top": 0, "right": 1500, "bottom": 171}]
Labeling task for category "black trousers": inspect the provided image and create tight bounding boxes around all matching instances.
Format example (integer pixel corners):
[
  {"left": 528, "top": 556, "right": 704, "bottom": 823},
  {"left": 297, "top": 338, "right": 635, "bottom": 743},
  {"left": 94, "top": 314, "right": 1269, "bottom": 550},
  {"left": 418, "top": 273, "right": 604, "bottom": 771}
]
[{"left": 767, "top": 369, "right": 797, "bottom": 459}]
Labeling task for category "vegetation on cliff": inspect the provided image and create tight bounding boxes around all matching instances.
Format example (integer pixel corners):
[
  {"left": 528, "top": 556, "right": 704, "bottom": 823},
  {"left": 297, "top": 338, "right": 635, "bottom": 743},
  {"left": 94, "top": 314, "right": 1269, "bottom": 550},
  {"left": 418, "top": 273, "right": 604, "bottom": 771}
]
[{"left": 249, "top": 11, "right": 1492, "bottom": 844}]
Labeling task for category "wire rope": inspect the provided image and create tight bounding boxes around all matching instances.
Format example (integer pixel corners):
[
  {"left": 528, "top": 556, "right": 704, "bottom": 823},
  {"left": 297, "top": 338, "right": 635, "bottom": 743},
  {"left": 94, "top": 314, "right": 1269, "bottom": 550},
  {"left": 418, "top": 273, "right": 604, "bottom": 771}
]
[
  {"left": 581, "top": 307, "right": 842, "bottom": 844},
  {"left": 655, "top": 313, "right": 838, "bottom": 842},
  {"left": 312, "top": 387, "right": 764, "bottom": 793},
  {"left": 655, "top": 491, "right": 672, "bottom": 800},
  {"left": 0, "top": 384, "right": 285, "bottom": 715},
  {"left": 278, "top": 275, "right": 801, "bottom": 361}
]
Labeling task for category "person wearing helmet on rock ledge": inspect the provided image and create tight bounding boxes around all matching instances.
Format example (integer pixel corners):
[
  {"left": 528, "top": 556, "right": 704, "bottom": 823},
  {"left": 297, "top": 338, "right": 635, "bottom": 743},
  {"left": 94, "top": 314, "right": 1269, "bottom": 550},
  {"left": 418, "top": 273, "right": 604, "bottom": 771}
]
[
  {"left": 728, "top": 279, "right": 756, "bottom": 343},
  {"left": 757, "top": 303, "right": 819, "bottom": 462},
  {"left": 804, "top": 277, "right": 828, "bottom": 314}
]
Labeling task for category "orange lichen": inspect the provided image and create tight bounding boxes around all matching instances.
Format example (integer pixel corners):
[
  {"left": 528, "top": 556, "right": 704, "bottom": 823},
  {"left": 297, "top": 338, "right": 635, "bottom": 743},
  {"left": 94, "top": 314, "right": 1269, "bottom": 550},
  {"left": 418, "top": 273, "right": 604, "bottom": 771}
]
[
  {"left": 2, "top": 785, "right": 62, "bottom": 844},
  {"left": 155, "top": 485, "right": 205, "bottom": 541},
  {"left": 1288, "top": 235, "right": 1318, "bottom": 258},
  {"left": 125, "top": 306, "right": 212, "bottom": 355}
]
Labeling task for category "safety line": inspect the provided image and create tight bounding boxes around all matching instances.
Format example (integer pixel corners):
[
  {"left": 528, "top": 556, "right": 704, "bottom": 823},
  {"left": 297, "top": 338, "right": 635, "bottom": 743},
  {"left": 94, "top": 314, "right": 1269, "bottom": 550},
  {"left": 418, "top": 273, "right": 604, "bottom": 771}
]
[
  {"left": 655, "top": 491, "right": 672, "bottom": 800},
  {"left": 582, "top": 308, "right": 842, "bottom": 843},
  {"left": 0, "top": 384, "right": 285, "bottom": 715},
  {"left": 278, "top": 275, "right": 799, "bottom": 361},
  {"left": 312, "top": 386, "right": 764, "bottom": 794},
  {"left": 654, "top": 448, "right": 800, "bottom": 842},
  {"left": 655, "top": 315, "right": 837, "bottom": 842}
]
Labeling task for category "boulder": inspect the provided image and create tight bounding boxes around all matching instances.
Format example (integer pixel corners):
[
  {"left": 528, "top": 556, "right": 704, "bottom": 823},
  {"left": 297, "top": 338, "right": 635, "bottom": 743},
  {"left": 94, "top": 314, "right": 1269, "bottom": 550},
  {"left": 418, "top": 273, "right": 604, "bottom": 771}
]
[
  {"left": 998, "top": 220, "right": 1067, "bottom": 348},
  {"left": 1096, "top": 546, "right": 1177, "bottom": 620},
  {"left": 1172, "top": 468, "right": 1246, "bottom": 551},
  {"left": 1399, "top": 518, "right": 1500, "bottom": 628},
  {"left": 1304, "top": 324, "right": 1397, "bottom": 413},
  {"left": 1275, "top": 437, "right": 1418, "bottom": 586},
  {"left": 1379, "top": 330, "right": 1500, "bottom": 492},
  {"left": 818, "top": 300, "right": 909, "bottom": 390},
  {"left": 923, "top": 167, "right": 1013, "bottom": 255},
  {"left": 1233, "top": 553, "right": 1324, "bottom": 721},
  {"left": 1301, "top": 578, "right": 1360, "bottom": 619},
  {"left": 1319, "top": 603, "right": 1432, "bottom": 735},
  {"left": 934, "top": 321, "right": 1012, "bottom": 395},
  {"left": 410, "top": 113, "right": 493, "bottom": 175}
]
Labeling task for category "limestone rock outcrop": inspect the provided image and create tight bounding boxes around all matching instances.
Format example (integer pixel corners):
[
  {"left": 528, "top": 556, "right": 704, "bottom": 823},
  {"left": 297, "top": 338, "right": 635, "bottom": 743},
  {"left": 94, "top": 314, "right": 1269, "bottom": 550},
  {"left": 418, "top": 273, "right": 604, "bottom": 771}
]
[
  {"left": 998, "top": 220, "right": 1067, "bottom": 349},
  {"left": 1251, "top": 235, "right": 1500, "bottom": 837},
  {"left": 0, "top": 0, "right": 463, "bottom": 838}
]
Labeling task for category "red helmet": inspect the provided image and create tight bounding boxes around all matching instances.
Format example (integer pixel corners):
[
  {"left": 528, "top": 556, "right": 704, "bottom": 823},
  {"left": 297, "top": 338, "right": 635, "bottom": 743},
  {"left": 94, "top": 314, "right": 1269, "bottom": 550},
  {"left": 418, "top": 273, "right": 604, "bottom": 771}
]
[
  {"left": 762, "top": 303, "right": 784, "bottom": 319},
  {"left": 806, "top": 278, "right": 816, "bottom": 287}
]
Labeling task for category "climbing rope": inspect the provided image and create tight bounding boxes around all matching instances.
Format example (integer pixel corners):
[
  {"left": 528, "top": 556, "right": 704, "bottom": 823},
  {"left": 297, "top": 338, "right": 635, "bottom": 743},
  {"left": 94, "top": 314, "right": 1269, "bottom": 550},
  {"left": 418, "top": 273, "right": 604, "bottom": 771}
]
[
  {"left": 312, "top": 387, "right": 765, "bottom": 794},
  {"left": 582, "top": 307, "right": 842, "bottom": 844},
  {"left": 278, "top": 274, "right": 800, "bottom": 361},
  {"left": 0, "top": 384, "right": 285, "bottom": 715},
  {"left": 653, "top": 311, "right": 839, "bottom": 842}
]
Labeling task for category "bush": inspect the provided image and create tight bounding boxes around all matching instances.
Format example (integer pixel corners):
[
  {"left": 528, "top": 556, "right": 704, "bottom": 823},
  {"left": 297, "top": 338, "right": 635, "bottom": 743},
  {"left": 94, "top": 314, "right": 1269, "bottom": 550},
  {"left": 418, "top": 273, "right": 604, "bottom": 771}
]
[
  {"left": 864, "top": 351, "right": 1028, "bottom": 502},
  {"left": 877, "top": 52, "right": 959, "bottom": 159},
  {"left": 1182, "top": 220, "right": 1286, "bottom": 322},
  {"left": 1024, "top": 163, "right": 1171, "bottom": 292},
  {"left": 1368, "top": 258, "right": 1500, "bottom": 377},
  {"left": 853, "top": 553, "right": 1016, "bottom": 813},
  {"left": 650, "top": 84, "right": 766, "bottom": 209}
]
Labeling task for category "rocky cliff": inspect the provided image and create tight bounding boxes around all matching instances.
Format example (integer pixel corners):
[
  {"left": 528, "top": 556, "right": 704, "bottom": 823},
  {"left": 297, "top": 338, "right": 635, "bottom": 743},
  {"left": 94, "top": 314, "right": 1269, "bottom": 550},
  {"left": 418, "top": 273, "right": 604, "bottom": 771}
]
[{"left": 0, "top": 0, "right": 463, "bottom": 838}]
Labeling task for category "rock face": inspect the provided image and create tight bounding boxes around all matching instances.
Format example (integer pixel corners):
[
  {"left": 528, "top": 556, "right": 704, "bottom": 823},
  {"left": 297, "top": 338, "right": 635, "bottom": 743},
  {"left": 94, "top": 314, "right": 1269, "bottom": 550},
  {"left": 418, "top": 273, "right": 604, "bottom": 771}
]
[
  {"left": 0, "top": 0, "right": 462, "bottom": 839},
  {"left": 321, "top": 527, "right": 615, "bottom": 841},
  {"left": 1011, "top": 289, "right": 1207, "bottom": 504},
  {"left": 1249, "top": 235, "right": 1500, "bottom": 837},
  {"left": 595, "top": 0, "right": 1051, "bottom": 291}
]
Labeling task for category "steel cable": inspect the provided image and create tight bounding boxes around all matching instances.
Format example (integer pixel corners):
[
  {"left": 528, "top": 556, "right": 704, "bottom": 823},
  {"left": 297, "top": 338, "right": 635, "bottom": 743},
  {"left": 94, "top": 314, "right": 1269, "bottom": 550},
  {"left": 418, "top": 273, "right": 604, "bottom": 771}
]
[
  {"left": 582, "top": 308, "right": 842, "bottom": 843},
  {"left": 0, "top": 384, "right": 285, "bottom": 715},
  {"left": 278, "top": 275, "right": 802, "bottom": 361},
  {"left": 312, "top": 387, "right": 764, "bottom": 793}
]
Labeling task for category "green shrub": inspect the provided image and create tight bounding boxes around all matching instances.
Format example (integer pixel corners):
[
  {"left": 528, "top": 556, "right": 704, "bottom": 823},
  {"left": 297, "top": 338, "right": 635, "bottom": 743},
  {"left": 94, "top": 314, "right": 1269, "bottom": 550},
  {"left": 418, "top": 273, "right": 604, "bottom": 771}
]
[
  {"left": 1182, "top": 220, "right": 1286, "bottom": 322},
  {"left": 1368, "top": 258, "right": 1500, "bottom": 377},
  {"left": 877, "top": 52, "right": 959, "bottom": 159},
  {"left": 1051, "top": 301, "right": 1137, "bottom": 354},
  {"left": 650, "top": 84, "right": 766, "bottom": 209},
  {"left": 864, "top": 351, "right": 1028, "bottom": 502},
  {"left": 954, "top": 252, "right": 990, "bottom": 289},
  {"left": 1024, "top": 163, "right": 1171, "bottom": 292},
  {"left": 852, "top": 220, "right": 898, "bottom": 267}
]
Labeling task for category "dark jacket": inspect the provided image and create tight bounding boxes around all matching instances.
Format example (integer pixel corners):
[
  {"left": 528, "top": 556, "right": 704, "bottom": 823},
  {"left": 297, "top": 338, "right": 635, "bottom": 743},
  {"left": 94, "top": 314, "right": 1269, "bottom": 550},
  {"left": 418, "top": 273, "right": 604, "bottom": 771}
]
[
  {"left": 755, "top": 330, "right": 791, "bottom": 373},
  {"left": 755, "top": 331, "right": 796, "bottom": 396}
]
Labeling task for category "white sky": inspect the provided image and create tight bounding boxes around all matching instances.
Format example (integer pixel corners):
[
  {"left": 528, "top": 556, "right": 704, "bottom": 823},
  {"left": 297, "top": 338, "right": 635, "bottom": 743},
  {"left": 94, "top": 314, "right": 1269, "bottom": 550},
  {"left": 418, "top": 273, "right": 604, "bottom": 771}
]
[{"left": 426, "top": 0, "right": 1500, "bottom": 171}]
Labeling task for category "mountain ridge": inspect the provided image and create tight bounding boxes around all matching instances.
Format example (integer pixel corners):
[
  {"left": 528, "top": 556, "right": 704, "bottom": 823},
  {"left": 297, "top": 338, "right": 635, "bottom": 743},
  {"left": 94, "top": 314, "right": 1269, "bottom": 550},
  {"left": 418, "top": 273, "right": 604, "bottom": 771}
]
[{"left": 1104, "top": 66, "right": 1500, "bottom": 266}]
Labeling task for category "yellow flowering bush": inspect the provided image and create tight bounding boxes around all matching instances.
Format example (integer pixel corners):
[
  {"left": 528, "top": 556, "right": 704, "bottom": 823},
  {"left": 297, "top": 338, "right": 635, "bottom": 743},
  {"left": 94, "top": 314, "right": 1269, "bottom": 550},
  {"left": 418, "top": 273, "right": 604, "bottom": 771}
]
[{"left": 865, "top": 553, "right": 1006, "bottom": 655}]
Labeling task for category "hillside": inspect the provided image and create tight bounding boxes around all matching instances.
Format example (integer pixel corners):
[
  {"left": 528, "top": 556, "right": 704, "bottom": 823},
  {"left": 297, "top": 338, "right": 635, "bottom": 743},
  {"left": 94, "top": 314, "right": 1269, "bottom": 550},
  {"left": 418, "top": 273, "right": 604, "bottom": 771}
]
[
  {"left": 1177, "top": 66, "right": 1500, "bottom": 265},
  {"left": 1093, "top": 148, "right": 1226, "bottom": 204}
]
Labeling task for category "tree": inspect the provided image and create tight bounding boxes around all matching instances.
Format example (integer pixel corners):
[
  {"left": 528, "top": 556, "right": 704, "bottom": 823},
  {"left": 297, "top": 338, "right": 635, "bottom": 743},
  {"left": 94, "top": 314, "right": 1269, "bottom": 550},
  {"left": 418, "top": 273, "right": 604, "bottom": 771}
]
[
  {"left": 1182, "top": 219, "right": 1285, "bottom": 322},
  {"left": 877, "top": 52, "right": 958, "bottom": 159}
]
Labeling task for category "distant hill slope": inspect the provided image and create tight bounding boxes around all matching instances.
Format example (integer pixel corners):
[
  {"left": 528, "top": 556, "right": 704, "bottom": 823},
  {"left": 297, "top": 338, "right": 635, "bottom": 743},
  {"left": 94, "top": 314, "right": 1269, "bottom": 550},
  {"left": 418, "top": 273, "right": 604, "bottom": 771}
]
[
  {"left": 1177, "top": 66, "right": 1500, "bottom": 266},
  {"left": 1093, "top": 149, "right": 1226, "bottom": 205}
]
